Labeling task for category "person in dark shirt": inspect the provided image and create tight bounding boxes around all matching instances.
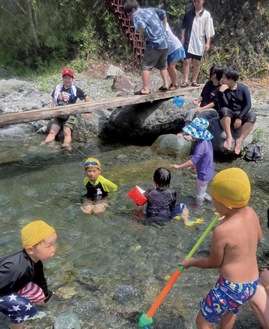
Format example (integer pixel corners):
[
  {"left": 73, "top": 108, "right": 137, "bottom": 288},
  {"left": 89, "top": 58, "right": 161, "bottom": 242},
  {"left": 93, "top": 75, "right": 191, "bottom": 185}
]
[
  {"left": 144, "top": 167, "right": 183, "bottom": 222},
  {"left": 218, "top": 67, "right": 256, "bottom": 154},
  {"left": 183, "top": 65, "right": 223, "bottom": 127},
  {"left": 43, "top": 68, "right": 90, "bottom": 151},
  {"left": 0, "top": 220, "right": 57, "bottom": 329}
]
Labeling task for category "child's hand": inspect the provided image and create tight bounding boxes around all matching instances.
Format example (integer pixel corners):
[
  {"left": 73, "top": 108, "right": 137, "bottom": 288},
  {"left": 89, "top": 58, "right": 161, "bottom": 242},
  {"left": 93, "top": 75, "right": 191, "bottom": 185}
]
[
  {"left": 178, "top": 258, "right": 192, "bottom": 269},
  {"left": 44, "top": 290, "right": 53, "bottom": 303},
  {"left": 170, "top": 164, "right": 181, "bottom": 169}
]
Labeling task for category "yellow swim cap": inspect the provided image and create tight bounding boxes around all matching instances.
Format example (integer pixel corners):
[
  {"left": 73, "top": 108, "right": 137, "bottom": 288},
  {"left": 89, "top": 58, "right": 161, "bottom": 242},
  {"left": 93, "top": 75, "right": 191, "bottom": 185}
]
[
  {"left": 21, "top": 220, "right": 55, "bottom": 248},
  {"left": 84, "top": 157, "right": 101, "bottom": 169},
  {"left": 210, "top": 168, "right": 251, "bottom": 208}
]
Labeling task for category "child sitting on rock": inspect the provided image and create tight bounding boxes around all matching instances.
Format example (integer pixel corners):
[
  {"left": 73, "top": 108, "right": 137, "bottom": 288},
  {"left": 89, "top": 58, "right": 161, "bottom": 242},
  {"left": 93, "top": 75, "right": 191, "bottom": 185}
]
[{"left": 81, "top": 157, "right": 117, "bottom": 215}]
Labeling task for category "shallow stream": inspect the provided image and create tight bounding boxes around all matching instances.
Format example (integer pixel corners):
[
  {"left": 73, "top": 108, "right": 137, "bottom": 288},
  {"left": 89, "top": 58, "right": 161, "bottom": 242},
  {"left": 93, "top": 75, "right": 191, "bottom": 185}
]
[{"left": 0, "top": 124, "right": 269, "bottom": 329}]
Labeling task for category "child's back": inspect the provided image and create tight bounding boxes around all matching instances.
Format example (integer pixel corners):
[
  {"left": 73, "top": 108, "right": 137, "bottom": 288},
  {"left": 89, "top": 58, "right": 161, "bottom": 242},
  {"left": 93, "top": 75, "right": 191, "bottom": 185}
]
[
  {"left": 145, "top": 187, "right": 176, "bottom": 219},
  {"left": 144, "top": 167, "right": 177, "bottom": 221},
  {"left": 214, "top": 206, "right": 261, "bottom": 283}
]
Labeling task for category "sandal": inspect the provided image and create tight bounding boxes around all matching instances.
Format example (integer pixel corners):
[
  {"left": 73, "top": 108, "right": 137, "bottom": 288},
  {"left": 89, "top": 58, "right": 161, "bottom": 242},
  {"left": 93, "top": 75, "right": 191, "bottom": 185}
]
[
  {"left": 191, "top": 82, "right": 200, "bottom": 87},
  {"left": 180, "top": 82, "right": 189, "bottom": 88},
  {"left": 158, "top": 86, "right": 169, "bottom": 92}
]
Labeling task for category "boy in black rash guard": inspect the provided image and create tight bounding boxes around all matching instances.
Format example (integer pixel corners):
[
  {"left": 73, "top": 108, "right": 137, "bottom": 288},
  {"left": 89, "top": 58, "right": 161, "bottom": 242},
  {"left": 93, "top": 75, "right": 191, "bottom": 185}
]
[
  {"left": 0, "top": 220, "right": 57, "bottom": 329},
  {"left": 144, "top": 167, "right": 184, "bottom": 223},
  {"left": 81, "top": 157, "right": 117, "bottom": 215},
  {"left": 218, "top": 66, "right": 256, "bottom": 154}
]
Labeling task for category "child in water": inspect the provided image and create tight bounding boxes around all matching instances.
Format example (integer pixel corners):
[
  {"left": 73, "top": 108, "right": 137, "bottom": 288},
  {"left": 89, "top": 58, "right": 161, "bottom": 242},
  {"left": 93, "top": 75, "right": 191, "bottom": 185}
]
[
  {"left": 143, "top": 167, "right": 188, "bottom": 223},
  {"left": 0, "top": 220, "right": 57, "bottom": 329},
  {"left": 179, "top": 168, "right": 262, "bottom": 329},
  {"left": 81, "top": 157, "right": 117, "bottom": 214},
  {"left": 171, "top": 117, "right": 215, "bottom": 207}
]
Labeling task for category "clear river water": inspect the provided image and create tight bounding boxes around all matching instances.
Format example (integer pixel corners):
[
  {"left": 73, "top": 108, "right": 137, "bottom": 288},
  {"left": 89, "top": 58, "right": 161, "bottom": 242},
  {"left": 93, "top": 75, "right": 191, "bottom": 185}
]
[{"left": 0, "top": 124, "right": 268, "bottom": 329}]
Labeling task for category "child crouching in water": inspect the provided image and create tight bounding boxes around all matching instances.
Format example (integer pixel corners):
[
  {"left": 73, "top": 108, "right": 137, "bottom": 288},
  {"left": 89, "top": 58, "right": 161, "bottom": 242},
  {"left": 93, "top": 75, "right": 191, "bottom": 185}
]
[
  {"left": 0, "top": 220, "right": 57, "bottom": 329},
  {"left": 171, "top": 117, "right": 215, "bottom": 207},
  {"left": 179, "top": 168, "right": 262, "bottom": 329},
  {"left": 143, "top": 167, "right": 188, "bottom": 223},
  {"left": 81, "top": 157, "right": 117, "bottom": 215}
]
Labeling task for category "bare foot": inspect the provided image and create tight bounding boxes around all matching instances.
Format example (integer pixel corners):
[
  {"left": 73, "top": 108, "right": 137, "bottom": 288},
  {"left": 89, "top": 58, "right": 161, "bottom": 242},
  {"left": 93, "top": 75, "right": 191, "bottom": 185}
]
[
  {"left": 234, "top": 139, "right": 243, "bottom": 155},
  {"left": 61, "top": 144, "right": 73, "bottom": 152},
  {"left": 223, "top": 138, "right": 232, "bottom": 150}
]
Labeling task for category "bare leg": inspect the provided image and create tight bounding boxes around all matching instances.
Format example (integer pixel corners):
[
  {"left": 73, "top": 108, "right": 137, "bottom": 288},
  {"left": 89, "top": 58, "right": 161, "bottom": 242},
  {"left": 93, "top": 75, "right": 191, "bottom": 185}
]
[
  {"left": 192, "top": 58, "right": 201, "bottom": 84},
  {"left": 220, "top": 117, "right": 233, "bottom": 151},
  {"left": 62, "top": 126, "right": 73, "bottom": 150},
  {"left": 167, "top": 62, "right": 178, "bottom": 87},
  {"left": 140, "top": 70, "right": 150, "bottom": 94},
  {"left": 11, "top": 322, "right": 25, "bottom": 329},
  {"left": 160, "top": 68, "right": 169, "bottom": 89},
  {"left": 234, "top": 122, "right": 254, "bottom": 155},
  {"left": 249, "top": 284, "right": 269, "bottom": 329},
  {"left": 195, "top": 311, "right": 214, "bottom": 329},
  {"left": 182, "top": 58, "right": 191, "bottom": 84},
  {"left": 43, "top": 123, "right": 61, "bottom": 144},
  {"left": 219, "top": 311, "right": 237, "bottom": 329}
]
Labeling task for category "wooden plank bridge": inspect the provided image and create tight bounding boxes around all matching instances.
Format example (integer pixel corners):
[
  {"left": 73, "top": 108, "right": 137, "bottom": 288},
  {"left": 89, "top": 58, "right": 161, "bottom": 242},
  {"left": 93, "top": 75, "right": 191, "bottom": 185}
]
[{"left": 0, "top": 86, "right": 203, "bottom": 128}]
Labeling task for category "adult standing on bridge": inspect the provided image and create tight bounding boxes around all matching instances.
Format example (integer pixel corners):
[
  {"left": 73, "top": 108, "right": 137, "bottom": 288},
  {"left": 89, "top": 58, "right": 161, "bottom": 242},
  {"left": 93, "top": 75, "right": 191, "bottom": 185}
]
[
  {"left": 43, "top": 69, "right": 90, "bottom": 151},
  {"left": 181, "top": 0, "right": 215, "bottom": 88},
  {"left": 124, "top": 0, "right": 169, "bottom": 95}
]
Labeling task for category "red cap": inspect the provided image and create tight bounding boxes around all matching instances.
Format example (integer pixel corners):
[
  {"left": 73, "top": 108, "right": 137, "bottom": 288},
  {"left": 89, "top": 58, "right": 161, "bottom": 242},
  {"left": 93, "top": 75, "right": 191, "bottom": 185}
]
[{"left": 62, "top": 69, "right": 74, "bottom": 78}]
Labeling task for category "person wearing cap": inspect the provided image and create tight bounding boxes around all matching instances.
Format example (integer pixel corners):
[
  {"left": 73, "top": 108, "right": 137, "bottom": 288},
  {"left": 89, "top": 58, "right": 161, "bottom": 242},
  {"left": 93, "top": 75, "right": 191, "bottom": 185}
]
[
  {"left": 179, "top": 168, "right": 262, "bottom": 329},
  {"left": 81, "top": 157, "right": 117, "bottom": 215},
  {"left": 171, "top": 117, "right": 215, "bottom": 206},
  {"left": 0, "top": 220, "right": 57, "bottom": 329},
  {"left": 43, "top": 69, "right": 90, "bottom": 151}
]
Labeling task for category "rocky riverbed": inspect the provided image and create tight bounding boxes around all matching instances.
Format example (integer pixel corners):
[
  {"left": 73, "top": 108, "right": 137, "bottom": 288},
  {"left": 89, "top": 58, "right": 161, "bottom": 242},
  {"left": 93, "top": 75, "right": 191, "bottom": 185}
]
[{"left": 0, "top": 65, "right": 269, "bottom": 329}]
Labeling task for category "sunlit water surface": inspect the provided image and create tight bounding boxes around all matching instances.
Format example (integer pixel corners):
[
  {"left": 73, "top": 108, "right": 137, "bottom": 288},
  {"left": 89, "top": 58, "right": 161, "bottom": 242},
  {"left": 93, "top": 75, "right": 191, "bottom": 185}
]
[{"left": 0, "top": 125, "right": 268, "bottom": 329}]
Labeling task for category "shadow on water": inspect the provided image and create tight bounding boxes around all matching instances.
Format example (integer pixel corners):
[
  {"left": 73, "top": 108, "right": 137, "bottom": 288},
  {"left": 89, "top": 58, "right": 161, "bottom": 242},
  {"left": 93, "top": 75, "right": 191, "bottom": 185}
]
[{"left": 0, "top": 127, "right": 268, "bottom": 329}]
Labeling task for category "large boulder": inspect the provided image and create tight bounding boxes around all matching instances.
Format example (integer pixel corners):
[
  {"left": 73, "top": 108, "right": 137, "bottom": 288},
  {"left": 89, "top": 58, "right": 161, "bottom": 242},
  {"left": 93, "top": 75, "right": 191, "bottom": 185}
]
[
  {"left": 208, "top": 117, "right": 255, "bottom": 154},
  {"left": 101, "top": 99, "right": 187, "bottom": 144}
]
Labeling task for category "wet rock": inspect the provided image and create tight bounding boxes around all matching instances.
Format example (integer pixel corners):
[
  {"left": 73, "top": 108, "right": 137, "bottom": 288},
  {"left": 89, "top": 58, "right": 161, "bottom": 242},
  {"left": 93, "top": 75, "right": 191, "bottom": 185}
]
[
  {"left": 113, "top": 285, "right": 138, "bottom": 303},
  {"left": 151, "top": 134, "right": 191, "bottom": 157},
  {"left": 102, "top": 99, "right": 186, "bottom": 144},
  {"left": 54, "top": 313, "right": 81, "bottom": 329}
]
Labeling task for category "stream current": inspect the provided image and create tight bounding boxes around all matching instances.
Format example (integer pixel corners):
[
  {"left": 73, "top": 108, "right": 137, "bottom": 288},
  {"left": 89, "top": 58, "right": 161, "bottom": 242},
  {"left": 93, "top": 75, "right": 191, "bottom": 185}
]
[{"left": 0, "top": 122, "right": 269, "bottom": 329}]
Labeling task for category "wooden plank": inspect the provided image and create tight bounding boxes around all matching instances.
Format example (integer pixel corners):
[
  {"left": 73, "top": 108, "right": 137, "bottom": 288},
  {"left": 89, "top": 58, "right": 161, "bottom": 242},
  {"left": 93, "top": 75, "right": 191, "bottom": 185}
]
[{"left": 0, "top": 85, "right": 203, "bottom": 127}]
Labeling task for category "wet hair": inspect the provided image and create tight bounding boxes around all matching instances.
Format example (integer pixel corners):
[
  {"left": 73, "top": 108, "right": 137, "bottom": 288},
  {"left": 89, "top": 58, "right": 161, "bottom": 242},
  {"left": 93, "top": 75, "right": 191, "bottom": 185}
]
[
  {"left": 209, "top": 65, "right": 223, "bottom": 81},
  {"left": 223, "top": 67, "right": 239, "bottom": 81},
  {"left": 153, "top": 167, "right": 171, "bottom": 188},
  {"left": 124, "top": 0, "right": 140, "bottom": 15}
]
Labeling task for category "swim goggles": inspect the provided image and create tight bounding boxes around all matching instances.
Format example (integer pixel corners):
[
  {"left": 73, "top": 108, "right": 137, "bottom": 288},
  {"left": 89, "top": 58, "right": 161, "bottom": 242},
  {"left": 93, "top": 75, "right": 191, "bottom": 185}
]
[{"left": 84, "top": 161, "right": 99, "bottom": 167}]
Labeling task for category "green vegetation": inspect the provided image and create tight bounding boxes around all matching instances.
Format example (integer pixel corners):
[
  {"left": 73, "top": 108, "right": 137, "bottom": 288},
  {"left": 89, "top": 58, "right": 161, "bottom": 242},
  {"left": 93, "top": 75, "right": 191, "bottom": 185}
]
[
  {"left": 0, "top": 0, "right": 269, "bottom": 80},
  {"left": 253, "top": 128, "right": 264, "bottom": 143}
]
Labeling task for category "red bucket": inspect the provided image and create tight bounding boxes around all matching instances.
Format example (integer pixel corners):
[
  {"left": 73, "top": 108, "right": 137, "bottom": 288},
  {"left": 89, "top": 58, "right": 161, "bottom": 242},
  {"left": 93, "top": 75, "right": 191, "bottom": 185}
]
[{"left": 127, "top": 185, "right": 147, "bottom": 206}]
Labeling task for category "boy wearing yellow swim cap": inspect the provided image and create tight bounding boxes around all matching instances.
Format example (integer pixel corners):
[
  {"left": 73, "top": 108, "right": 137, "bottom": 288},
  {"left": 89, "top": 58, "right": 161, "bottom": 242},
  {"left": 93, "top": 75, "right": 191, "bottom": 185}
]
[
  {"left": 0, "top": 220, "right": 57, "bottom": 329},
  {"left": 81, "top": 157, "right": 117, "bottom": 214},
  {"left": 179, "top": 168, "right": 262, "bottom": 329}
]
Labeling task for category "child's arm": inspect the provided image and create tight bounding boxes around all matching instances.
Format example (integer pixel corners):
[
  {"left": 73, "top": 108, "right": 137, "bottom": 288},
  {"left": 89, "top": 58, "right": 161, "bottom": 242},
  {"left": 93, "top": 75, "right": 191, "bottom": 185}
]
[
  {"left": 171, "top": 159, "right": 194, "bottom": 170},
  {"left": 193, "top": 96, "right": 203, "bottom": 106},
  {"left": 101, "top": 176, "right": 118, "bottom": 192},
  {"left": 179, "top": 226, "right": 225, "bottom": 269}
]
